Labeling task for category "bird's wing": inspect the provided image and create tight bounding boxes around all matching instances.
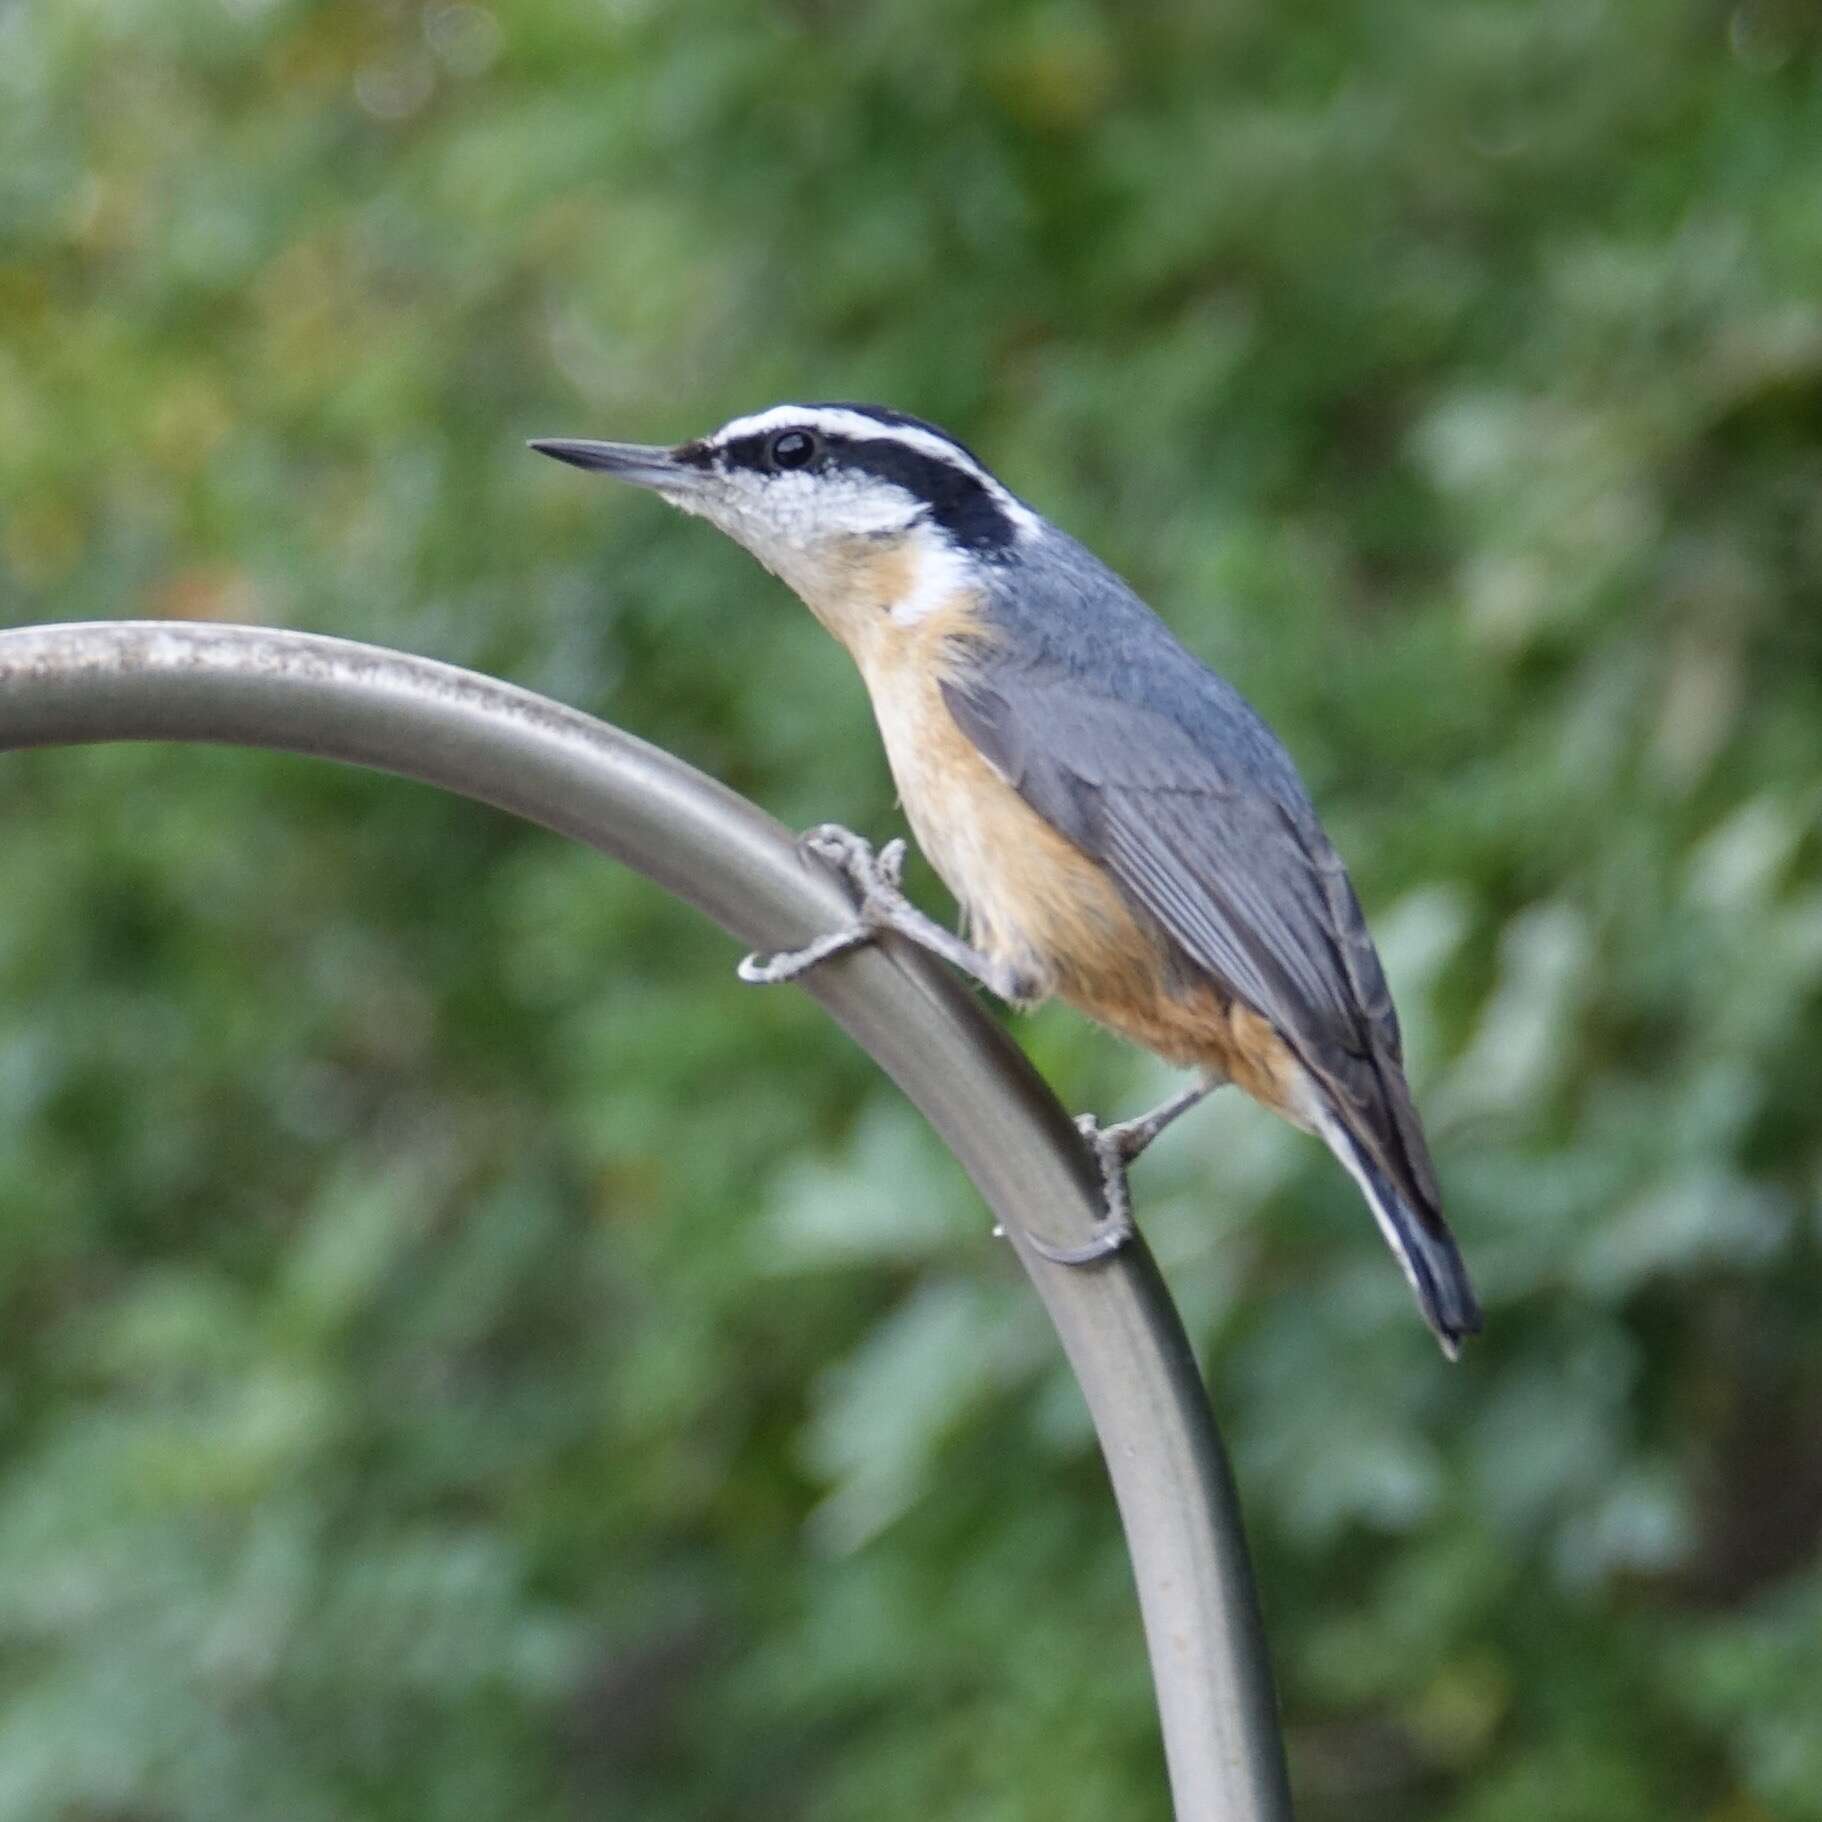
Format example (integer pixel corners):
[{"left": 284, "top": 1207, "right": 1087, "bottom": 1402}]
[{"left": 939, "top": 664, "right": 1436, "bottom": 1207}]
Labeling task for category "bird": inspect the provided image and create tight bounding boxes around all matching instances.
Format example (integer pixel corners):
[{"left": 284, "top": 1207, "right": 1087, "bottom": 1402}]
[{"left": 531, "top": 404, "right": 1482, "bottom": 1356}]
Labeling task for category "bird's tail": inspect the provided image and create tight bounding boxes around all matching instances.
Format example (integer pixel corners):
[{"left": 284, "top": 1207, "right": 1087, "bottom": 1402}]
[{"left": 1315, "top": 1109, "right": 1483, "bottom": 1359}]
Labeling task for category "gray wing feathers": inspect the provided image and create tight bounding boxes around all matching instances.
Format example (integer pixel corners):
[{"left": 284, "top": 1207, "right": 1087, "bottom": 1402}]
[
  {"left": 940, "top": 668, "right": 1357, "bottom": 1034},
  {"left": 940, "top": 662, "right": 1442, "bottom": 1215},
  {"left": 1097, "top": 786, "right": 1347, "bottom": 1035}
]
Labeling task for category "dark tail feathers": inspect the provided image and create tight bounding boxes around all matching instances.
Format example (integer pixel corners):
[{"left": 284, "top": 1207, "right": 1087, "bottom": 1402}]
[{"left": 1316, "top": 1114, "right": 1483, "bottom": 1358}]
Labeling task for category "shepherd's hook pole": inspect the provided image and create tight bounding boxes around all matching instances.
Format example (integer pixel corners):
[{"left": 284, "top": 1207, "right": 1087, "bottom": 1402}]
[{"left": 0, "top": 621, "right": 1292, "bottom": 1822}]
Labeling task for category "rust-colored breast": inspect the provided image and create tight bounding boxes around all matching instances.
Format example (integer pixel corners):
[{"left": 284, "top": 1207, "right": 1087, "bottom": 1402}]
[{"left": 847, "top": 589, "right": 1312, "bottom": 1118}]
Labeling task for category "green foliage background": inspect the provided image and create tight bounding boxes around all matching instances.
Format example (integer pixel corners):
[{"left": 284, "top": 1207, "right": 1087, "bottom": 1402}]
[{"left": 4, "top": 1, "right": 1821, "bottom": 1816}]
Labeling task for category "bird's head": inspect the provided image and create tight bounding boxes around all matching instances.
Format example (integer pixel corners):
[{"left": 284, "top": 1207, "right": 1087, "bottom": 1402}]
[{"left": 531, "top": 403, "right": 1037, "bottom": 645}]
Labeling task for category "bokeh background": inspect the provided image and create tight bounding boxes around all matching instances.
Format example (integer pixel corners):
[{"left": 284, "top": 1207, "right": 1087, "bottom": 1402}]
[{"left": 4, "top": 1, "right": 1822, "bottom": 1817}]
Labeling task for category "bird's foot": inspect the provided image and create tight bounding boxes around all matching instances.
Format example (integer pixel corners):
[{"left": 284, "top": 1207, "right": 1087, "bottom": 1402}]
[
  {"left": 1009, "top": 1112, "right": 1137, "bottom": 1266},
  {"left": 1093, "top": 1079, "right": 1219, "bottom": 1164},
  {"left": 1016, "top": 1080, "right": 1221, "bottom": 1267},
  {"left": 737, "top": 825, "right": 912, "bottom": 985},
  {"left": 739, "top": 825, "right": 1031, "bottom": 1001}
]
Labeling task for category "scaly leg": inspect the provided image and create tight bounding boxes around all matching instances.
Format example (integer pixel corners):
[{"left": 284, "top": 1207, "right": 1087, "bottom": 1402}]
[
  {"left": 1021, "top": 1078, "right": 1224, "bottom": 1266},
  {"left": 738, "top": 824, "right": 1035, "bottom": 1003},
  {"left": 742, "top": 825, "right": 1221, "bottom": 1268}
]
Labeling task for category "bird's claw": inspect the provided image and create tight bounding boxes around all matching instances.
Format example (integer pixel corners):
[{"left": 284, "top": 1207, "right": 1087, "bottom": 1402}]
[
  {"left": 737, "top": 826, "right": 904, "bottom": 985},
  {"left": 1075, "top": 1112, "right": 1139, "bottom": 1228},
  {"left": 1003, "top": 1113, "right": 1136, "bottom": 1268},
  {"left": 797, "top": 824, "right": 906, "bottom": 898},
  {"left": 1081, "top": 1110, "right": 1155, "bottom": 1166}
]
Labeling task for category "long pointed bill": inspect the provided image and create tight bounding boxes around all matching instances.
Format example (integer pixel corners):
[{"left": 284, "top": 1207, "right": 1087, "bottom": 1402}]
[{"left": 527, "top": 439, "right": 698, "bottom": 492}]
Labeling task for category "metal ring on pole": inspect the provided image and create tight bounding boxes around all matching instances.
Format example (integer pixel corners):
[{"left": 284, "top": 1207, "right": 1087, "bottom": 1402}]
[{"left": 0, "top": 620, "right": 1292, "bottom": 1821}]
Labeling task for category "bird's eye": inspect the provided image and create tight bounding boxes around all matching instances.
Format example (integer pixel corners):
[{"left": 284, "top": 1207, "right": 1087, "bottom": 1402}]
[{"left": 767, "top": 428, "right": 820, "bottom": 471}]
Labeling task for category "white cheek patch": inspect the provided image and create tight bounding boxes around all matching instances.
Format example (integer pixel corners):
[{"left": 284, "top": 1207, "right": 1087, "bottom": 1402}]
[
  {"left": 696, "top": 470, "right": 921, "bottom": 568},
  {"left": 889, "top": 529, "right": 973, "bottom": 626},
  {"left": 785, "top": 471, "right": 921, "bottom": 541}
]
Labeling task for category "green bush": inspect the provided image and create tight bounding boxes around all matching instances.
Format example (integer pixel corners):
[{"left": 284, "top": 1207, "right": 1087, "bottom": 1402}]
[{"left": 3, "top": 2, "right": 1820, "bottom": 1816}]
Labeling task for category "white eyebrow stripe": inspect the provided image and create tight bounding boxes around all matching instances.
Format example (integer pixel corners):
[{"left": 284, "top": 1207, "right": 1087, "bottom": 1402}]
[
  {"left": 710, "top": 404, "right": 1042, "bottom": 539},
  {"left": 712, "top": 405, "right": 989, "bottom": 478}
]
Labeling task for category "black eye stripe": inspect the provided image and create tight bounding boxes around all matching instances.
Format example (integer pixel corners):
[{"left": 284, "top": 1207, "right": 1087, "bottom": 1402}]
[
  {"left": 718, "top": 433, "right": 773, "bottom": 471},
  {"left": 711, "top": 425, "right": 1015, "bottom": 554},
  {"left": 803, "top": 402, "right": 988, "bottom": 471},
  {"left": 839, "top": 438, "right": 1013, "bottom": 553}
]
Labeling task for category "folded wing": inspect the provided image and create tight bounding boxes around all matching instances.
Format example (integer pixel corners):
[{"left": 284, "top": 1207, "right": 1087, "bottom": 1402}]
[{"left": 940, "top": 658, "right": 1478, "bottom": 1344}]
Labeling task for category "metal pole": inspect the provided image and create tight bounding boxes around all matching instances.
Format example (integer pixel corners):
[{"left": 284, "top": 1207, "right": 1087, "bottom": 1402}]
[{"left": 0, "top": 621, "right": 1292, "bottom": 1820}]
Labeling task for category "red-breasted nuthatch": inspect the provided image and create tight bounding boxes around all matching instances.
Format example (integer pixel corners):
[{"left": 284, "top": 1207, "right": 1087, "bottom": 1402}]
[{"left": 533, "top": 404, "right": 1482, "bottom": 1356}]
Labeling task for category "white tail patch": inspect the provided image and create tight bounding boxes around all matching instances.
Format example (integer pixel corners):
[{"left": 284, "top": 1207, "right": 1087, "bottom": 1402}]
[{"left": 1311, "top": 1102, "right": 1460, "bottom": 1360}]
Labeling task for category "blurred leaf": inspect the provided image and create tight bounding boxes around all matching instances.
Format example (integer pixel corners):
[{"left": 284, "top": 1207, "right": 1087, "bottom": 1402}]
[{"left": 2, "top": 0, "right": 1820, "bottom": 1816}]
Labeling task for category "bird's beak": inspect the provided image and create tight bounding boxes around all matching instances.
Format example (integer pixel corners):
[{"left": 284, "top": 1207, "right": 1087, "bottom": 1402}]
[{"left": 527, "top": 438, "right": 701, "bottom": 495}]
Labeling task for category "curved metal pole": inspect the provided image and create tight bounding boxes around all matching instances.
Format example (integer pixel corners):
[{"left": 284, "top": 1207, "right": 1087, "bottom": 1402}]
[{"left": 0, "top": 621, "right": 1291, "bottom": 1821}]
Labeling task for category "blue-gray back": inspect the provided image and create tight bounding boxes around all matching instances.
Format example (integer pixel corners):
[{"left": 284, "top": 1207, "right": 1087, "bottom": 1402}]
[{"left": 945, "top": 521, "right": 1444, "bottom": 1224}]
